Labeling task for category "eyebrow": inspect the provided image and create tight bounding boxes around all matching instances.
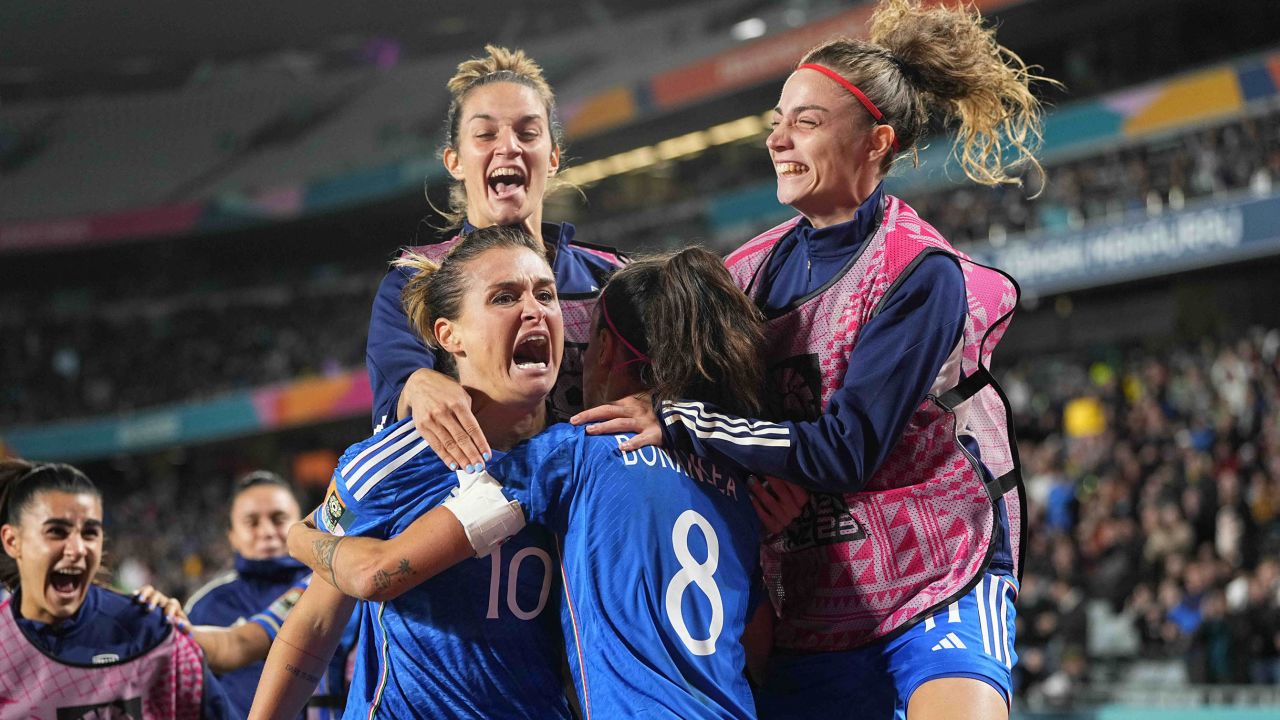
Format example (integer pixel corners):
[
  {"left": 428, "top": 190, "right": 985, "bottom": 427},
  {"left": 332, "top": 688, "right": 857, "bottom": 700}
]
[
  {"left": 467, "top": 113, "right": 545, "bottom": 124},
  {"left": 774, "top": 104, "right": 832, "bottom": 115},
  {"left": 488, "top": 277, "right": 557, "bottom": 291},
  {"left": 43, "top": 518, "right": 103, "bottom": 531}
]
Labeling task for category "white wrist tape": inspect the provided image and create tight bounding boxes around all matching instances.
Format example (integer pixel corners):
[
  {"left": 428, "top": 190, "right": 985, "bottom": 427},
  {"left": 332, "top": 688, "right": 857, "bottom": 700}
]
[{"left": 442, "top": 470, "right": 526, "bottom": 558}]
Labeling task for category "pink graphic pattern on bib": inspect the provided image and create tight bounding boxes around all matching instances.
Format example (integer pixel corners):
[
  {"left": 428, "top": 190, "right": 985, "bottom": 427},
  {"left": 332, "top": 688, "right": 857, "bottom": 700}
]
[
  {"left": 726, "top": 196, "right": 1023, "bottom": 650},
  {"left": 0, "top": 596, "right": 206, "bottom": 718}
]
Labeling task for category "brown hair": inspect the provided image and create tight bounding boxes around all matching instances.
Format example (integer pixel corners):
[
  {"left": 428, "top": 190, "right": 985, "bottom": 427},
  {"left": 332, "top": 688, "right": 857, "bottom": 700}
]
[
  {"left": 437, "top": 45, "right": 565, "bottom": 228},
  {"left": 599, "top": 247, "right": 765, "bottom": 417},
  {"left": 397, "top": 225, "right": 549, "bottom": 376},
  {"left": 1, "top": 459, "right": 102, "bottom": 592},
  {"left": 801, "top": 0, "right": 1059, "bottom": 188}
]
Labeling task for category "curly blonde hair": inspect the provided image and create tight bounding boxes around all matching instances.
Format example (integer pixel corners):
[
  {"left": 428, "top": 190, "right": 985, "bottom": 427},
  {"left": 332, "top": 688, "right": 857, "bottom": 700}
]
[
  {"left": 437, "top": 45, "right": 565, "bottom": 229},
  {"left": 801, "top": 0, "right": 1060, "bottom": 189}
]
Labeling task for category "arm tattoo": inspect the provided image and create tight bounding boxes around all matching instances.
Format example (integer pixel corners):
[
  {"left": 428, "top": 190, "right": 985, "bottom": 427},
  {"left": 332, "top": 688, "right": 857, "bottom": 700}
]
[
  {"left": 312, "top": 536, "right": 345, "bottom": 593},
  {"left": 284, "top": 663, "right": 321, "bottom": 684},
  {"left": 372, "top": 558, "right": 416, "bottom": 593}
]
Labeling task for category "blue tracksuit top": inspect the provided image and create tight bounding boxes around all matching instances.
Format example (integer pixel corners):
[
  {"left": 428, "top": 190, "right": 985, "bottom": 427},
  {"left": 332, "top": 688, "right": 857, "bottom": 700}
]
[{"left": 185, "top": 554, "right": 310, "bottom": 717}]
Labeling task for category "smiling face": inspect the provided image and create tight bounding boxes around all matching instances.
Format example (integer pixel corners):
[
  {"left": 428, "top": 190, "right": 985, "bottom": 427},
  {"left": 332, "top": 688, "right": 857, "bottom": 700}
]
[
  {"left": 227, "top": 483, "right": 300, "bottom": 561},
  {"left": 1, "top": 490, "right": 103, "bottom": 625},
  {"left": 444, "top": 81, "right": 560, "bottom": 234},
  {"left": 435, "top": 245, "right": 564, "bottom": 409},
  {"left": 767, "top": 68, "right": 885, "bottom": 228}
]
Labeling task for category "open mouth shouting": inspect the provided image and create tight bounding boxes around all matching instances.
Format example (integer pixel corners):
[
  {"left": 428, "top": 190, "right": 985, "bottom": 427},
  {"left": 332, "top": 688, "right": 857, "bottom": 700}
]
[
  {"left": 488, "top": 166, "right": 528, "bottom": 202},
  {"left": 48, "top": 564, "right": 88, "bottom": 605},
  {"left": 512, "top": 330, "right": 552, "bottom": 373}
]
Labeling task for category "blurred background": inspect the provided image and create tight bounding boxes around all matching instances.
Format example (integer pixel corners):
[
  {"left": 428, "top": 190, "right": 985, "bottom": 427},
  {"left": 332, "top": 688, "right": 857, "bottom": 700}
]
[{"left": 2, "top": 0, "right": 1280, "bottom": 716}]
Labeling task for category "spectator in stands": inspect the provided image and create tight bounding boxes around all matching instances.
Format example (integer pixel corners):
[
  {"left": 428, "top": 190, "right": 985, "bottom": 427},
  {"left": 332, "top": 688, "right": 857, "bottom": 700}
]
[
  {"left": 0, "top": 458, "right": 232, "bottom": 717},
  {"left": 365, "top": 44, "right": 626, "bottom": 473}
]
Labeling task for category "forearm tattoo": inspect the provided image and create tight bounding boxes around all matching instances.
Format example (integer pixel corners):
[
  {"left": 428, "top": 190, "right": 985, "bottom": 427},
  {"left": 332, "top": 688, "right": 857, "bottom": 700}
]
[
  {"left": 372, "top": 558, "right": 416, "bottom": 593},
  {"left": 312, "top": 535, "right": 345, "bottom": 593},
  {"left": 284, "top": 663, "right": 320, "bottom": 684}
]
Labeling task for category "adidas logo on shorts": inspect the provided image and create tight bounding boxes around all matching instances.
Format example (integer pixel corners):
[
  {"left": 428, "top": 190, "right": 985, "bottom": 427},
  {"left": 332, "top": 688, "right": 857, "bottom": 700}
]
[{"left": 931, "top": 632, "right": 967, "bottom": 651}]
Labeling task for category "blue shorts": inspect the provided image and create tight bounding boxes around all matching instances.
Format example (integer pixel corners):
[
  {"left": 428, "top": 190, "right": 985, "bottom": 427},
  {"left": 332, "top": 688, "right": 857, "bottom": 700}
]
[{"left": 756, "top": 572, "right": 1018, "bottom": 720}]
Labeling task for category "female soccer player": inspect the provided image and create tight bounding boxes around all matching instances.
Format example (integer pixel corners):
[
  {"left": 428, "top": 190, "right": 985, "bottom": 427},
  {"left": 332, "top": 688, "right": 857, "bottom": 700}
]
[
  {"left": 0, "top": 459, "right": 232, "bottom": 718},
  {"left": 367, "top": 44, "right": 625, "bottom": 472},
  {"left": 573, "top": 1, "right": 1056, "bottom": 718},
  {"left": 250, "top": 226, "right": 572, "bottom": 719},
  {"left": 288, "top": 247, "right": 787, "bottom": 718}
]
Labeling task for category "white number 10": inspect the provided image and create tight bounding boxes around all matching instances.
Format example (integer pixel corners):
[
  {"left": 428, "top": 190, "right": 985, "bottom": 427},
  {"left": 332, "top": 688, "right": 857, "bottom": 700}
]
[
  {"left": 665, "top": 509, "right": 723, "bottom": 656},
  {"left": 487, "top": 545, "right": 552, "bottom": 620}
]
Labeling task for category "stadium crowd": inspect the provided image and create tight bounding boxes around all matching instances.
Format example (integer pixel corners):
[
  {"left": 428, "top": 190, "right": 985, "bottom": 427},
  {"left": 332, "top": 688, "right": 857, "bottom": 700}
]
[{"left": 1006, "top": 327, "right": 1280, "bottom": 704}]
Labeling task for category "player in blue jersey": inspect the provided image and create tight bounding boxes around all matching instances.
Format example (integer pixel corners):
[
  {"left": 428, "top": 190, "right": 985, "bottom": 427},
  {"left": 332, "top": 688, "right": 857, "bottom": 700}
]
[
  {"left": 250, "top": 225, "right": 572, "bottom": 719},
  {"left": 286, "top": 248, "right": 812, "bottom": 718},
  {"left": 366, "top": 44, "right": 625, "bottom": 472},
  {"left": 0, "top": 459, "right": 233, "bottom": 718},
  {"left": 570, "top": 2, "right": 1056, "bottom": 719}
]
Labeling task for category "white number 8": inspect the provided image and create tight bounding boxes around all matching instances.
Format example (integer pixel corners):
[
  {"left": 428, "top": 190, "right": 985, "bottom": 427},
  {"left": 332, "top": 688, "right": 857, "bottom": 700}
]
[{"left": 664, "top": 509, "right": 723, "bottom": 656}]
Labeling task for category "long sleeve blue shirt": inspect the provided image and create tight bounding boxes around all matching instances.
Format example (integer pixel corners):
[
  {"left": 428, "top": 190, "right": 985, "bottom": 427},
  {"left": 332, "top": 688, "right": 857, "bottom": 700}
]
[{"left": 184, "top": 554, "right": 310, "bottom": 718}]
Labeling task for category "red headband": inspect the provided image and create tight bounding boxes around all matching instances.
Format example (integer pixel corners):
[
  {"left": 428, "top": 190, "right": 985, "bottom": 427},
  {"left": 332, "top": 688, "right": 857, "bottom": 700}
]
[
  {"left": 600, "top": 293, "right": 650, "bottom": 368},
  {"left": 797, "top": 63, "right": 900, "bottom": 153}
]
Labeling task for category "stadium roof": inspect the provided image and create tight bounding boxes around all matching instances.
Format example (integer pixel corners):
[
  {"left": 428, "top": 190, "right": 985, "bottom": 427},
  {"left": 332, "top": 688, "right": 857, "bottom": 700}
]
[{"left": 1, "top": 0, "right": 707, "bottom": 87}]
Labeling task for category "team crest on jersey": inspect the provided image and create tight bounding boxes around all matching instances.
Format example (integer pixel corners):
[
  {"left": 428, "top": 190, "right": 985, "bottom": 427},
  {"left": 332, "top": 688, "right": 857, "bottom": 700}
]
[
  {"left": 321, "top": 479, "right": 354, "bottom": 534},
  {"left": 766, "top": 354, "right": 823, "bottom": 422},
  {"left": 778, "top": 492, "right": 866, "bottom": 551}
]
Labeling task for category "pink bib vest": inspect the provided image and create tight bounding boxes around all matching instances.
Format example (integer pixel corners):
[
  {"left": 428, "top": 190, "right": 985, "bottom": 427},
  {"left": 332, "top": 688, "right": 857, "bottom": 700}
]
[
  {"left": 405, "top": 234, "right": 625, "bottom": 420},
  {"left": 726, "top": 196, "right": 1025, "bottom": 650},
  {"left": 0, "top": 596, "right": 206, "bottom": 719}
]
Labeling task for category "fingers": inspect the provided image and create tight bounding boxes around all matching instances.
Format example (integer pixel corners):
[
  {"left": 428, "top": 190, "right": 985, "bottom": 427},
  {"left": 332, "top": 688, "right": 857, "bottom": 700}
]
[
  {"left": 749, "top": 482, "right": 788, "bottom": 536},
  {"left": 617, "top": 426, "right": 663, "bottom": 452},
  {"left": 132, "top": 585, "right": 189, "bottom": 630},
  {"left": 403, "top": 369, "right": 491, "bottom": 471},
  {"left": 571, "top": 394, "right": 652, "bottom": 426},
  {"left": 414, "top": 406, "right": 491, "bottom": 473},
  {"left": 570, "top": 403, "right": 631, "bottom": 426},
  {"left": 749, "top": 476, "right": 810, "bottom": 537}
]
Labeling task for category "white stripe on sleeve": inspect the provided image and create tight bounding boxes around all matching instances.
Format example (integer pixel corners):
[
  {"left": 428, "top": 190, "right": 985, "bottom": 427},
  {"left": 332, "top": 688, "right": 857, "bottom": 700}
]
[
  {"left": 667, "top": 413, "right": 792, "bottom": 448},
  {"left": 354, "top": 438, "right": 431, "bottom": 501},
  {"left": 341, "top": 421, "right": 416, "bottom": 479}
]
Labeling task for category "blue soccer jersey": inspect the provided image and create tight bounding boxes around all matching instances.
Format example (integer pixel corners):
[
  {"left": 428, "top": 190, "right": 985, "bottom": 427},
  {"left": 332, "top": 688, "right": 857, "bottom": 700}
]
[
  {"left": 490, "top": 423, "right": 761, "bottom": 719},
  {"left": 314, "top": 419, "right": 570, "bottom": 720}
]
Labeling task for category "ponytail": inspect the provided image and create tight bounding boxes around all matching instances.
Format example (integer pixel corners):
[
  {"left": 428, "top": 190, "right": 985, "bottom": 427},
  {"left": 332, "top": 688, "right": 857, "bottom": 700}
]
[
  {"left": 600, "top": 248, "right": 765, "bottom": 417},
  {"left": 802, "top": 0, "right": 1059, "bottom": 188}
]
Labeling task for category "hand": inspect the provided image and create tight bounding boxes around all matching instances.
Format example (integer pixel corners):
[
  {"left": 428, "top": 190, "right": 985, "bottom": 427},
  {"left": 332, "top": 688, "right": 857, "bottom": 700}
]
[
  {"left": 133, "top": 584, "right": 190, "bottom": 632},
  {"left": 570, "top": 393, "right": 660, "bottom": 452},
  {"left": 399, "top": 367, "right": 491, "bottom": 472},
  {"left": 749, "top": 476, "right": 809, "bottom": 537}
]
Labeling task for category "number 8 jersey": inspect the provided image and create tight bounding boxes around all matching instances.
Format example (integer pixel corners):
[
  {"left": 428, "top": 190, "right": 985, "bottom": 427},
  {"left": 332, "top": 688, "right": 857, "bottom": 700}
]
[
  {"left": 490, "top": 422, "right": 762, "bottom": 719},
  {"left": 314, "top": 419, "right": 570, "bottom": 720}
]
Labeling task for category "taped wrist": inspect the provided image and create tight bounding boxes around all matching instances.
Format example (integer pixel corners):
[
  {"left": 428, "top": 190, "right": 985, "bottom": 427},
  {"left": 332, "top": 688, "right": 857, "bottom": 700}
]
[{"left": 442, "top": 470, "right": 525, "bottom": 558}]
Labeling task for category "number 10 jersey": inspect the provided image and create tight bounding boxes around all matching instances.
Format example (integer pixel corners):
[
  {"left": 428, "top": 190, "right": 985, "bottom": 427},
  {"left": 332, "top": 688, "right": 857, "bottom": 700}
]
[{"left": 315, "top": 419, "right": 570, "bottom": 720}]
